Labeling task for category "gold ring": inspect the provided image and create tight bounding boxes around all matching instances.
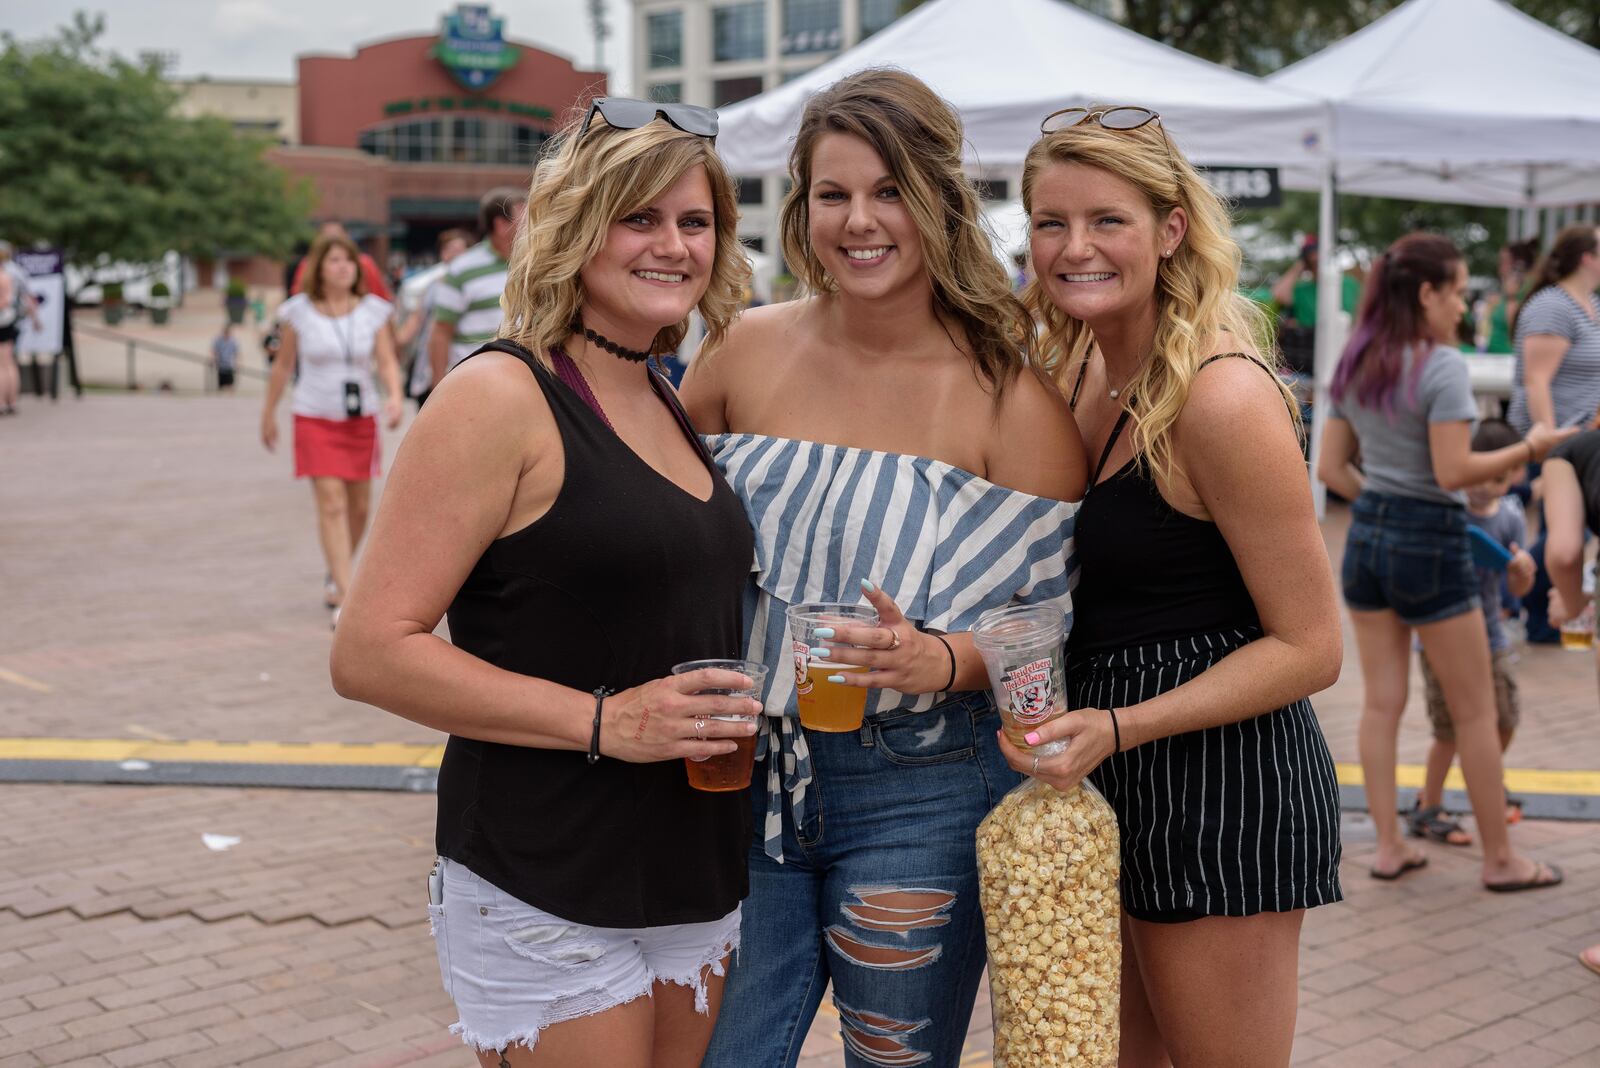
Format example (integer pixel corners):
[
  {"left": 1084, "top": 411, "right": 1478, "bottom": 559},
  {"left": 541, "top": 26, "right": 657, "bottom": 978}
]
[
  {"left": 887, "top": 631, "right": 901, "bottom": 651},
  {"left": 694, "top": 719, "right": 705, "bottom": 738},
  {"left": 1031, "top": 754, "right": 1040, "bottom": 775}
]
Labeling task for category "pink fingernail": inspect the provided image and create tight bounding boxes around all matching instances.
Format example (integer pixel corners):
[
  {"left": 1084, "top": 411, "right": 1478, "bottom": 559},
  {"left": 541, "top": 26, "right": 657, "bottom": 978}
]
[{"left": 1025, "top": 732, "right": 1041, "bottom": 746}]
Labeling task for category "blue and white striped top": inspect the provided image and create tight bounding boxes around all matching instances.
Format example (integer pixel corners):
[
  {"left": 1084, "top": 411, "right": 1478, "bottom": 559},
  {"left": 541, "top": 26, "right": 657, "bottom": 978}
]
[{"left": 708, "top": 433, "right": 1080, "bottom": 862}]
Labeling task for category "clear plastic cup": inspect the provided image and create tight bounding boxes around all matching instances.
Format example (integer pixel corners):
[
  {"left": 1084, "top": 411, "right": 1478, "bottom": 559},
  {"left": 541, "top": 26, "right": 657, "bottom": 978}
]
[
  {"left": 972, "top": 605, "right": 1068, "bottom": 758},
  {"left": 671, "top": 659, "right": 768, "bottom": 792},
  {"left": 785, "top": 603, "right": 879, "bottom": 732},
  {"left": 1560, "top": 603, "right": 1595, "bottom": 651}
]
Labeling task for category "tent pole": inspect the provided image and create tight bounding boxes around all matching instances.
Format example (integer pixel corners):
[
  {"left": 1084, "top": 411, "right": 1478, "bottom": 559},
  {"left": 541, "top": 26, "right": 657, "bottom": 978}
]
[{"left": 1309, "top": 161, "right": 1338, "bottom": 519}]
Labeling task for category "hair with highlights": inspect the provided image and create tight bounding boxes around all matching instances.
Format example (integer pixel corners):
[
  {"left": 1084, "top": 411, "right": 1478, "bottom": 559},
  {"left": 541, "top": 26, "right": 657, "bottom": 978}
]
[
  {"left": 1021, "top": 114, "right": 1290, "bottom": 481},
  {"left": 778, "top": 68, "right": 1034, "bottom": 394},
  {"left": 1330, "top": 232, "right": 1461, "bottom": 415},
  {"left": 303, "top": 234, "right": 368, "bottom": 302},
  {"left": 499, "top": 108, "right": 750, "bottom": 364}
]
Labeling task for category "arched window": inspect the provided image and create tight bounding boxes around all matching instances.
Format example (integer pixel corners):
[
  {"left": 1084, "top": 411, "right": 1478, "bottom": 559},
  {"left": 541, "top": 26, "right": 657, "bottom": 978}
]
[{"left": 358, "top": 117, "right": 550, "bottom": 165}]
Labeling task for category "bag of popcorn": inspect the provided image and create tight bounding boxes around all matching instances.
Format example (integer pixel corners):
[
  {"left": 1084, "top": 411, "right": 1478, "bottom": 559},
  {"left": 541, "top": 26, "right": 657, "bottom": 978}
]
[{"left": 976, "top": 775, "right": 1120, "bottom": 1067}]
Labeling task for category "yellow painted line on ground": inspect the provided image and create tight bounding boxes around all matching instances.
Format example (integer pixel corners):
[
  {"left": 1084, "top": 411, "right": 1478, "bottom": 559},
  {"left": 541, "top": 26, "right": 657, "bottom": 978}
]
[
  {"left": 0, "top": 668, "right": 53, "bottom": 694},
  {"left": 1333, "top": 762, "right": 1600, "bottom": 797},
  {"left": 0, "top": 742, "right": 1596, "bottom": 796},
  {"left": 0, "top": 738, "right": 444, "bottom": 767}
]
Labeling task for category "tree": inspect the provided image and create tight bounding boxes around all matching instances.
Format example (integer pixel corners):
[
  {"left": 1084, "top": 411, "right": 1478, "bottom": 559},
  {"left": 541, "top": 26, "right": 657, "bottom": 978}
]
[{"left": 0, "top": 13, "right": 312, "bottom": 291}]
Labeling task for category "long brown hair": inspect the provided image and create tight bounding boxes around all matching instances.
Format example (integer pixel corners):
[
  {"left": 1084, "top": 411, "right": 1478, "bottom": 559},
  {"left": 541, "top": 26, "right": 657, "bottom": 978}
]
[
  {"left": 1331, "top": 233, "right": 1462, "bottom": 414},
  {"left": 778, "top": 68, "right": 1034, "bottom": 395},
  {"left": 1513, "top": 224, "right": 1600, "bottom": 333},
  {"left": 303, "top": 235, "right": 367, "bottom": 302}
]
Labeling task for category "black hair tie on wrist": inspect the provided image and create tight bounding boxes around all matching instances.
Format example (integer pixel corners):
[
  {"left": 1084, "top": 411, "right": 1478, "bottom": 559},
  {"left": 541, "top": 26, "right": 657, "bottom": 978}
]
[
  {"left": 587, "top": 687, "right": 611, "bottom": 764},
  {"left": 930, "top": 632, "right": 957, "bottom": 693},
  {"left": 1107, "top": 707, "right": 1122, "bottom": 754}
]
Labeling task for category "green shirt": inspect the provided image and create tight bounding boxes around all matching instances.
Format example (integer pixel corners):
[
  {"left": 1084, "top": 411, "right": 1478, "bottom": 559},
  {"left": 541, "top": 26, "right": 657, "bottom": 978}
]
[{"left": 1288, "top": 274, "right": 1361, "bottom": 328}]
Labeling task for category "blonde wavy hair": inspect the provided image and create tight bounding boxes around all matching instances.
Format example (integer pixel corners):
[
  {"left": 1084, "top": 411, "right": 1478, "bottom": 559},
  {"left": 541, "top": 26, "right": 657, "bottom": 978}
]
[
  {"left": 499, "top": 110, "right": 750, "bottom": 364},
  {"left": 779, "top": 69, "right": 1035, "bottom": 393},
  {"left": 1021, "top": 116, "right": 1296, "bottom": 481}
]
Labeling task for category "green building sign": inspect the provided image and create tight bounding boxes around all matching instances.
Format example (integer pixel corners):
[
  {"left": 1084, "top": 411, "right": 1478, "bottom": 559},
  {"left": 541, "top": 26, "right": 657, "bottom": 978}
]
[{"left": 433, "top": 4, "right": 520, "bottom": 91}]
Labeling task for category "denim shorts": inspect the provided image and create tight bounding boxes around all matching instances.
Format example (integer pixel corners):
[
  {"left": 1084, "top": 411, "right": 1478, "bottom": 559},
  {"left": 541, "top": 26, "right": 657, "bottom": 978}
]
[
  {"left": 429, "top": 858, "right": 741, "bottom": 1055},
  {"left": 1341, "top": 491, "right": 1480, "bottom": 625}
]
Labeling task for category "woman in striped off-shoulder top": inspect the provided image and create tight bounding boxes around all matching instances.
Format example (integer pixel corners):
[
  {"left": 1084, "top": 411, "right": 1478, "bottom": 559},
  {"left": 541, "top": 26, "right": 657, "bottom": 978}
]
[{"left": 683, "top": 70, "right": 1086, "bottom": 1068}]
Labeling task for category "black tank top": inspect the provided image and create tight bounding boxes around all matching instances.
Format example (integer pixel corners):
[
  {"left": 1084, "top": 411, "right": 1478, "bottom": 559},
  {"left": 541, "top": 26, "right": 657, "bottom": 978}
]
[
  {"left": 1067, "top": 354, "right": 1271, "bottom": 656},
  {"left": 435, "top": 340, "right": 756, "bottom": 928}
]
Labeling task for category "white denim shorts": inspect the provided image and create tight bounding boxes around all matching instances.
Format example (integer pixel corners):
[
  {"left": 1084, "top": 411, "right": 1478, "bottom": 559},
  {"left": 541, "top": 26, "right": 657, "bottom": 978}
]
[{"left": 428, "top": 858, "right": 742, "bottom": 1055}]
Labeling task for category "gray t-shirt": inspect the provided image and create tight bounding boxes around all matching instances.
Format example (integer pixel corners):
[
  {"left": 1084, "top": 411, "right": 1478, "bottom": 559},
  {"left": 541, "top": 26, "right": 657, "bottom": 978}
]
[
  {"left": 1329, "top": 343, "right": 1478, "bottom": 505},
  {"left": 1508, "top": 286, "right": 1600, "bottom": 432}
]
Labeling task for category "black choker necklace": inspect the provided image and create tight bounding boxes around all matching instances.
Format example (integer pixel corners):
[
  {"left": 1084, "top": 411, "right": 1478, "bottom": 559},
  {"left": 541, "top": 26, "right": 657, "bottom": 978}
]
[{"left": 572, "top": 321, "right": 654, "bottom": 363}]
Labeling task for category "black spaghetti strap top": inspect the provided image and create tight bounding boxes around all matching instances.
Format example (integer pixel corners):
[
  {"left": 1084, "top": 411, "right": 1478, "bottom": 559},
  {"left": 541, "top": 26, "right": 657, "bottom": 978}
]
[
  {"left": 1067, "top": 353, "right": 1278, "bottom": 656},
  {"left": 435, "top": 340, "right": 756, "bottom": 928}
]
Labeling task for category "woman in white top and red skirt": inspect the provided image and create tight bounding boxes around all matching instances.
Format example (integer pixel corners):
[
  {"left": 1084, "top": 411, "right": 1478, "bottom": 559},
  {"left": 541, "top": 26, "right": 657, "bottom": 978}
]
[{"left": 260, "top": 233, "right": 402, "bottom": 625}]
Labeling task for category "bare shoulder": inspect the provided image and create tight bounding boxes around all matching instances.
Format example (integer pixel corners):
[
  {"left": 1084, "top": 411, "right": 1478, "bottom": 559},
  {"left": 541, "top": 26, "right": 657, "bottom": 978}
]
[
  {"left": 1181, "top": 344, "right": 1286, "bottom": 436},
  {"left": 985, "top": 368, "right": 1087, "bottom": 501},
  {"left": 711, "top": 299, "right": 811, "bottom": 365},
  {"left": 413, "top": 351, "right": 552, "bottom": 460}
]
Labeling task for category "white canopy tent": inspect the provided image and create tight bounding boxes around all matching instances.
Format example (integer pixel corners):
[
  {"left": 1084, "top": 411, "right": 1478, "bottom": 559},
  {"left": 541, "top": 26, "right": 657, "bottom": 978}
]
[
  {"left": 1267, "top": 0, "right": 1600, "bottom": 511},
  {"left": 1271, "top": 0, "right": 1600, "bottom": 209},
  {"left": 716, "top": 0, "right": 1329, "bottom": 174}
]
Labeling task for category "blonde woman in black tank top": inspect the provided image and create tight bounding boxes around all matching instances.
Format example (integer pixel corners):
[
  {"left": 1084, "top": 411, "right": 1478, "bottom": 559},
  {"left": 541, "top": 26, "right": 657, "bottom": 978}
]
[
  {"left": 330, "top": 102, "right": 763, "bottom": 1068},
  {"left": 1013, "top": 111, "right": 1344, "bottom": 1064}
]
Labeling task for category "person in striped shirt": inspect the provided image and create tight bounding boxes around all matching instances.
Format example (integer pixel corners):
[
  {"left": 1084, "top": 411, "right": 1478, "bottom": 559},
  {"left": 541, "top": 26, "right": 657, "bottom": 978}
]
[{"left": 427, "top": 186, "right": 527, "bottom": 390}]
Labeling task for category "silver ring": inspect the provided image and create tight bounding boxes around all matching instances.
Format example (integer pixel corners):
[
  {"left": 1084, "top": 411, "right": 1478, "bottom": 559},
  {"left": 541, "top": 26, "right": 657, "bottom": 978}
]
[
  {"left": 1031, "top": 754, "right": 1040, "bottom": 775},
  {"left": 694, "top": 719, "right": 705, "bottom": 739}
]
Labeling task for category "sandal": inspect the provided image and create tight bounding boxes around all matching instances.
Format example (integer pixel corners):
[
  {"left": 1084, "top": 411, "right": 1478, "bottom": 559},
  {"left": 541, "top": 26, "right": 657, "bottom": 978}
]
[
  {"left": 1485, "top": 861, "right": 1563, "bottom": 893},
  {"left": 1371, "top": 853, "right": 1429, "bottom": 881},
  {"left": 1407, "top": 802, "right": 1473, "bottom": 847}
]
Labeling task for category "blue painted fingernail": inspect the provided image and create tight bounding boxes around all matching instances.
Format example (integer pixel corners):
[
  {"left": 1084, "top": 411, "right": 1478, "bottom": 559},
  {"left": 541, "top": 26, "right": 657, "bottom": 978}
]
[
  {"left": 810, "top": 647, "right": 831, "bottom": 658},
  {"left": 827, "top": 674, "right": 846, "bottom": 684},
  {"left": 1025, "top": 731, "right": 1041, "bottom": 746},
  {"left": 813, "top": 627, "right": 835, "bottom": 639},
  {"left": 861, "top": 579, "right": 877, "bottom": 593}
]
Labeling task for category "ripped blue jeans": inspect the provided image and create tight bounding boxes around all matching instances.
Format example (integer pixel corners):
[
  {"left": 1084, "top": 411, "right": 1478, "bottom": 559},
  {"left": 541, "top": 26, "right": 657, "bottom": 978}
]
[{"left": 703, "top": 690, "right": 1019, "bottom": 1068}]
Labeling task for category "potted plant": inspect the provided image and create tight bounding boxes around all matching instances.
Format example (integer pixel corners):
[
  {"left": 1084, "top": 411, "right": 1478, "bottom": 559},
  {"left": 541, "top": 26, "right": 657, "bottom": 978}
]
[
  {"left": 149, "top": 281, "right": 172, "bottom": 325},
  {"left": 224, "top": 278, "right": 248, "bottom": 325},
  {"left": 102, "top": 281, "right": 125, "bottom": 325}
]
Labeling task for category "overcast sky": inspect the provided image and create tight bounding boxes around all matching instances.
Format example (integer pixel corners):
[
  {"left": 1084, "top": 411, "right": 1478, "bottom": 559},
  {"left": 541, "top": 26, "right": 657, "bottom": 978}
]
[{"left": 4, "top": 0, "right": 631, "bottom": 90}]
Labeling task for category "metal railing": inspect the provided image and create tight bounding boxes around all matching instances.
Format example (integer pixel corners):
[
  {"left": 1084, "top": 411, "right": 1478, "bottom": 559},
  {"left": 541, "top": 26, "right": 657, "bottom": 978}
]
[{"left": 74, "top": 323, "right": 269, "bottom": 392}]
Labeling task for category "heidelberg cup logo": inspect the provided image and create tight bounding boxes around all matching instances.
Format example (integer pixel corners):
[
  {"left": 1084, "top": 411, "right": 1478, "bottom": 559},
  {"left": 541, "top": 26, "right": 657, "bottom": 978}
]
[
  {"left": 1004, "top": 657, "right": 1057, "bottom": 726},
  {"left": 433, "top": 4, "right": 521, "bottom": 91}
]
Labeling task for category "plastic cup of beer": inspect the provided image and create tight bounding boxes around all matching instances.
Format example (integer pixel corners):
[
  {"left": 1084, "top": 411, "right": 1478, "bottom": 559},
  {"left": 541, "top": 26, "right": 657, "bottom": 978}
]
[
  {"left": 972, "top": 604, "right": 1069, "bottom": 760},
  {"left": 1560, "top": 604, "right": 1595, "bottom": 651},
  {"left": 672, "top": 659, "right": 768, "bottom": 792},
  {"left": 786, "top": 603, "right": 879, "bottom": 732}
]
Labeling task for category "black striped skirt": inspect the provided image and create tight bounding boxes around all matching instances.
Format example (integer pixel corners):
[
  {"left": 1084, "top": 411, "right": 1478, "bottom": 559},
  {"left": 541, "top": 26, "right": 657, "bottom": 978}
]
[{"left": 1071, "top": 628, "right": 1344, "bottom": 921}]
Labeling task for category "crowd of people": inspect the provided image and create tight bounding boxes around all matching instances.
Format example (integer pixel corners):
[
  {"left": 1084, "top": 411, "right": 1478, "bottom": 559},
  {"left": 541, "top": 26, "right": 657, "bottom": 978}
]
[{"left": 181, "top": 71, "right": 1599, "bottom": 1066}]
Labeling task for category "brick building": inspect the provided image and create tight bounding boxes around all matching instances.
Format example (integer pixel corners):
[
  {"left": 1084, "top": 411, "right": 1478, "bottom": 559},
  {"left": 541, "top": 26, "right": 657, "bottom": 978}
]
[{"left": 181, "top": 5, "right": 605, "bottom": 287}]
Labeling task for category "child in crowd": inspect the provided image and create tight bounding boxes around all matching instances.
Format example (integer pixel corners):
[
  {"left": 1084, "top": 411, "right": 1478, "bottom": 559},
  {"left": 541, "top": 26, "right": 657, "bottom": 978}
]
[
  {"left": 210, "top": 322, "right": 238, "bottom": 392},
  {"left": 1410, "top": 420, "right": 1535, "bottom": 846}
]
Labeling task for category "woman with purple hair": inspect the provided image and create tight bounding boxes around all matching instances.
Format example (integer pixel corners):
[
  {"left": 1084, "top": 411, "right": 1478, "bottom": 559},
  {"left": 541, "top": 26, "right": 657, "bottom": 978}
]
[{"left": 1318, "top": 233, "right": 1572, "bottom": 891}]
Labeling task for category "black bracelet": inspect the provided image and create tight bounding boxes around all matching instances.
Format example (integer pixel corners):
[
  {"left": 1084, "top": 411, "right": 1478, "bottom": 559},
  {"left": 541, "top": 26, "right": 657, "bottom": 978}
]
[
  {"left": 1107, "top": 707, "right": 1122, "bottom": 754},
  {"left": 930, "top": 633, "right": 957, "bottom": 693},
  {"left": 587, "top": 687, "right": 610, "bottom": 765}
]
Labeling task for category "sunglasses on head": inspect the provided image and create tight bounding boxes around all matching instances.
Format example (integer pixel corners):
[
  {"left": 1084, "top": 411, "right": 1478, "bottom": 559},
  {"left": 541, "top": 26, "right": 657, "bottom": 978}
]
[
  {"left": 579, "top": 97, "right": 719, "bottom": 141},
  {"left": 1039, "top": 105, "right": 1161, "bottom": 134}
]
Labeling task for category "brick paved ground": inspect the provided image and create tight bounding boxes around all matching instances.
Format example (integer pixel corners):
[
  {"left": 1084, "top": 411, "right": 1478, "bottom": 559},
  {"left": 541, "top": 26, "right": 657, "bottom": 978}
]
[{"left": 3, "top": 370, "right": 1598, "bottom": 1065}]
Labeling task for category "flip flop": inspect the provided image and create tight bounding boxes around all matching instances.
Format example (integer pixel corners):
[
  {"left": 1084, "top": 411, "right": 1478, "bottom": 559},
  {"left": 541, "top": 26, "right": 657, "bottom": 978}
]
[
  {"left": 1580, "top": 946, "right": 1600, "bottom": 978},
  {"left": 1407, "top": 803, "right": 1473, "bottom": 847},
  {"left": 1485, "top": 861, "right": 1564, "bottom": 893},
  {"left": 1370, "top": 855, "right": 1429, "bottom": 881}
]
